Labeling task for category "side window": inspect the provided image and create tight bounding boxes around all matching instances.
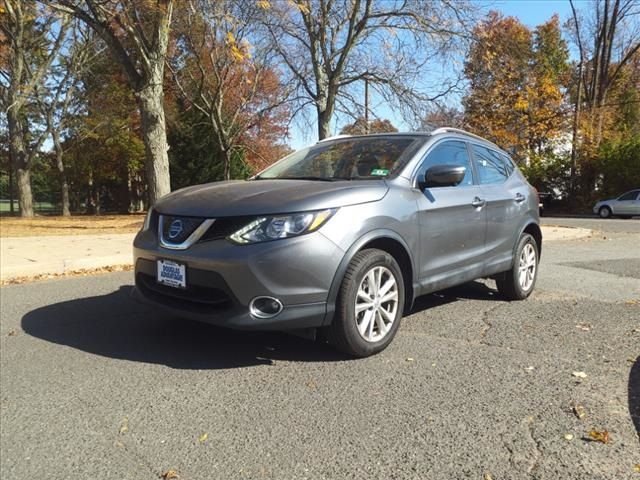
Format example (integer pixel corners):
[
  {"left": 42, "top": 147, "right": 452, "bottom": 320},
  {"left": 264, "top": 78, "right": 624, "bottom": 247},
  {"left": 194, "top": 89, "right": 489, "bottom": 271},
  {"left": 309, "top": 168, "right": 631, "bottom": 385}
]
[
  {"left": 420, "top": 141, "right": 474, "bottom": 186},
  {"left": 472, "top": 145, "right": 508, "bottom": 185},
  {"left": 618, "top": 190, "right": 639, "bottom": 201}
]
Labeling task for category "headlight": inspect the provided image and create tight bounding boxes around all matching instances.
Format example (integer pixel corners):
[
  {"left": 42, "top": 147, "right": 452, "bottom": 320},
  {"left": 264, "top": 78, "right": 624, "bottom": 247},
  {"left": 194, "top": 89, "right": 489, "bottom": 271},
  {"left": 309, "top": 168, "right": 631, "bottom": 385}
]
[
  {"left": 229, "top": 208, "right": 336, "bottom": 244},
  {"left": 142, "top": 207, "right": 154, "bottom": 231}
]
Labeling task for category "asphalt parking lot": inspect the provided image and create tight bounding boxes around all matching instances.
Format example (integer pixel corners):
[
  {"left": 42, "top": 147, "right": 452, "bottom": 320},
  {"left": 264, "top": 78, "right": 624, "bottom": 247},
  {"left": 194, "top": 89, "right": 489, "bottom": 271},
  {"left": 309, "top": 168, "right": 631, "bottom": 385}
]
[{"left": 1, "top": 218, "right": 639, "bottom": 479}]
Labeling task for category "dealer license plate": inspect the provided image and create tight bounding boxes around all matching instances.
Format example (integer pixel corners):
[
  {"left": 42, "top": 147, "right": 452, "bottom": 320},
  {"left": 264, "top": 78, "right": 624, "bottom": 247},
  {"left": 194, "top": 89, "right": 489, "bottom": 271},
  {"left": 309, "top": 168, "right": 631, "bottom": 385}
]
[{"left": 156, "top": 259, "right": 186, "bottom": 289}]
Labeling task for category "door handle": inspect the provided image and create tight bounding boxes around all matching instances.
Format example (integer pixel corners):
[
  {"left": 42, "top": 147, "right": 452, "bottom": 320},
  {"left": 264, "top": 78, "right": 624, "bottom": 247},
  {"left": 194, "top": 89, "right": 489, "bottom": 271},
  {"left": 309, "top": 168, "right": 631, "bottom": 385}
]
[
  {"left": 471, "top": 197, "right": 486, "bottom": 208},
  {"left": 515, "top": 193, "right": 526, "bottom": 203}
]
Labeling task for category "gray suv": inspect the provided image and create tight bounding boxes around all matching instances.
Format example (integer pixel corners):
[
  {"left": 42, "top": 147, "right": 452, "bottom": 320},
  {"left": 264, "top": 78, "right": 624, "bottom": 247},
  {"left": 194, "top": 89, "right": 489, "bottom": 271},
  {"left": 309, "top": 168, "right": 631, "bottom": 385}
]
[{"left": 133, "top": 128, "right": 541, "bottom": 357}]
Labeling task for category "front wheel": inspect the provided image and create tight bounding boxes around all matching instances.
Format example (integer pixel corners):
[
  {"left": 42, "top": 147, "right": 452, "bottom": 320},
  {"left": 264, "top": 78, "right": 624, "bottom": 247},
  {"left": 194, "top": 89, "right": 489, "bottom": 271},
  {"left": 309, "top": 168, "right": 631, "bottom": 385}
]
[
  {"left": 326, "top": 249, "right": 405, "bottom": 357},
  {"left": 496, "top": 233, "right": 539, "bottom": 300},
  {"left": 599, "top": 206, "right": 612, "bottom": 218}
]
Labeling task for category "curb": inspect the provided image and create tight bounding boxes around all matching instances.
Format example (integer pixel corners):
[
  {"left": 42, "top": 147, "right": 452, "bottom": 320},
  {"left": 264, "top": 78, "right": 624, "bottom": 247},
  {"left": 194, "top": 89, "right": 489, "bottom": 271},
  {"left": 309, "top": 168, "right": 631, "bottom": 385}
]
[{"left": 0, "top": 254, "right": 132, "bottom": 282}]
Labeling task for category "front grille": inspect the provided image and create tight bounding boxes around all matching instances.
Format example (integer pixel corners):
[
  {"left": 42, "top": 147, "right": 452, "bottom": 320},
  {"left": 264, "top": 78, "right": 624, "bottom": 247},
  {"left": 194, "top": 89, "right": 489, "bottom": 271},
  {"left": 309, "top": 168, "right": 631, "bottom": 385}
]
[
  {"left": 199, "top": 216, "right": 258, "bottom": 242},
  {"left": 160, "top": 215, "right": 204, "bottom": 244}
]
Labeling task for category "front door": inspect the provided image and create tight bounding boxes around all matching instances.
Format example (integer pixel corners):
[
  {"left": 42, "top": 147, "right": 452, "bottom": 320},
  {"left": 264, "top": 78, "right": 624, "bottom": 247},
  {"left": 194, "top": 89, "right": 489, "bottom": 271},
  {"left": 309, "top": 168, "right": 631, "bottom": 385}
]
[{"left": 415, "top": 140, "right": 487, "bottom": 294}]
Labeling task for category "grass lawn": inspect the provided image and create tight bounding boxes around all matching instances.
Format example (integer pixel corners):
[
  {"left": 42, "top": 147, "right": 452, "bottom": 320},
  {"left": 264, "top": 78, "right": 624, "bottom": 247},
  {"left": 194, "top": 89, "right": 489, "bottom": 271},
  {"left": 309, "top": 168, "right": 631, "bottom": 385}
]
[{"left": 0, "top": 214, "right": 145, "bottom": 237}]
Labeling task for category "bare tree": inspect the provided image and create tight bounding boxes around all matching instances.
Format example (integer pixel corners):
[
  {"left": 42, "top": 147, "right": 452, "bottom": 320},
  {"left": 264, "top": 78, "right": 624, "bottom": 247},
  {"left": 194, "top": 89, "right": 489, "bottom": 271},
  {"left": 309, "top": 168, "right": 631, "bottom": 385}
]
[
  {"left": 569, "top": 0, "right": 640, "bottom": 145},
  {"left": 259, "top": 0, "right": 474, "bottom": 139},
  {"left": 36, "top": 22, "right": 96, "bottom": 216},
  {"left": 1, "top": 1, "right": 69, "bottom": 217},
  {"left": 51, "top": 0, "right": 174, "bottom": 204},
  {"left": 169, "top": 0, "right": 291, "bottom": 179}
]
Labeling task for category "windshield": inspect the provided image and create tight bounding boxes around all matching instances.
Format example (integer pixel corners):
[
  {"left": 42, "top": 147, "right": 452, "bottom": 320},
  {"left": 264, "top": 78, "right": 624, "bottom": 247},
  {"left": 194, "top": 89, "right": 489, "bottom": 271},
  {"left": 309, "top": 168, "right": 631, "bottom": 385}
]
[{"left": 256, "top": 136, "right": 419, "bottom": 180}]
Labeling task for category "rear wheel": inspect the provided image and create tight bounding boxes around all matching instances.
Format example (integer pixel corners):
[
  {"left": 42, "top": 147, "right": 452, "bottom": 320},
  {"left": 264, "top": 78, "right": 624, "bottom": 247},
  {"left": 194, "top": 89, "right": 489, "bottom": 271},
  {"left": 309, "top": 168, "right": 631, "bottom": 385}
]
[
  {"left": 496, "top": 233, "right": 538, "bottom": 300},
  {"left": 599, "top": 206, "right": 612, "bottom": 218},
  {"left": 326, "top": 249, "right": 405, "bottom": 357}
]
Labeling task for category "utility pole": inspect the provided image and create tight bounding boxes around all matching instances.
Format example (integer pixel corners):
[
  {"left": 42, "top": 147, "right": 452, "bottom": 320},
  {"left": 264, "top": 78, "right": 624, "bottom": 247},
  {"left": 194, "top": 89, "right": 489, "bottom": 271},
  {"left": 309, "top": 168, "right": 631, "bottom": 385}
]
[
  {"left": 570, "top": 61, "right": 583, "bottom": 201},
  {"left": 364, "top": 78, "right": 370, "bottom": 134}
]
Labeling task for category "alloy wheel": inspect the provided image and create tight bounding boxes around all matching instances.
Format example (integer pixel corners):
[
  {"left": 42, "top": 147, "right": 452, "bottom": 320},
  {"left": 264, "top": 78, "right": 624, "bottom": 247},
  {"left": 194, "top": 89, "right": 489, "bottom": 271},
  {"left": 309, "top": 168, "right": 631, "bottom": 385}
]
[
  {"left": 518, "top": 243, "right": 537, "bottom": 291},
  {"left": 354, "top": 266, "right": 399, "bottom": 343}
]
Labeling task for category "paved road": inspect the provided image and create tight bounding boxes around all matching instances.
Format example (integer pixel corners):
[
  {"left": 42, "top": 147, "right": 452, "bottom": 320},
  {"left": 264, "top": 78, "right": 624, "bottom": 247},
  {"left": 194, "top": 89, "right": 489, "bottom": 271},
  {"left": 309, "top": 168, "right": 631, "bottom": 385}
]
[
  {"left": 542, "top": 215, "right": 640, "bottom": 233},
  {"left": 1, "top": 218, "right": 639, "bottom": 479}
]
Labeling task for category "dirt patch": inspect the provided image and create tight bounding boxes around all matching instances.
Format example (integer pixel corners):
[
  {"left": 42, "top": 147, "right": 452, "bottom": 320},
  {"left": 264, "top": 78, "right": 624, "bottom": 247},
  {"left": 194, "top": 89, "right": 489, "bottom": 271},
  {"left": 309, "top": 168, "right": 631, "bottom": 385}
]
[
  {"left": 0, "top": 215, "right": 144, "bottom": 238},
  {"left": 541, "top": 225, "right": 593, "bottom": 242}
]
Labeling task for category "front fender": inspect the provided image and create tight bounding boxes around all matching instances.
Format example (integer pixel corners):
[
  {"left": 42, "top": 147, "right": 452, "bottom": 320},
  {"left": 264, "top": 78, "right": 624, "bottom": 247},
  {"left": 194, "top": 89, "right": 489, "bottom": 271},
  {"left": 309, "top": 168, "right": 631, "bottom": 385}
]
[{"left": 322, "top": 229, "right": 417, "bottom": 326}]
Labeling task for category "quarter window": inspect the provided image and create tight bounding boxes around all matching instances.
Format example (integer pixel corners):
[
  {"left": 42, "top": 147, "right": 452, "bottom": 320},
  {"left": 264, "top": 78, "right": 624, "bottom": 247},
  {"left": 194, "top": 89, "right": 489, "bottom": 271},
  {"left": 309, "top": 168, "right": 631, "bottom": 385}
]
[
  {"left": 472, "top": 145, "right": 509, "bottom": 185},
  {"left": 420, "top": 141, "right": 474, "bottom": 187},
  {"left": 500, "top": 153, "right": 515, "bottom": 176}
]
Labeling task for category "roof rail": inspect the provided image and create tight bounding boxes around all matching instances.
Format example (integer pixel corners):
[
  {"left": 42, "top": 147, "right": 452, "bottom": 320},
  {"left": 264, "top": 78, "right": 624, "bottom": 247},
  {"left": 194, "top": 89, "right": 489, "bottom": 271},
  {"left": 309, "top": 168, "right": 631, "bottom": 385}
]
[
  {"left": 316, "top": 134, "right": 352, "bottom": 143},
  {"left": 430, "top": 127, "right": 502, "bottom": 149}
]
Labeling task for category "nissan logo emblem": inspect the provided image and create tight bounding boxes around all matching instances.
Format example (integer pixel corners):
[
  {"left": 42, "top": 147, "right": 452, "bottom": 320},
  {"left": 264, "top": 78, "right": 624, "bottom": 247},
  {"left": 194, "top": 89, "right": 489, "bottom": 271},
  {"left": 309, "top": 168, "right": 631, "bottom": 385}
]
[{"left": 168, "top": 219, "right": 184, "bottom": 240}]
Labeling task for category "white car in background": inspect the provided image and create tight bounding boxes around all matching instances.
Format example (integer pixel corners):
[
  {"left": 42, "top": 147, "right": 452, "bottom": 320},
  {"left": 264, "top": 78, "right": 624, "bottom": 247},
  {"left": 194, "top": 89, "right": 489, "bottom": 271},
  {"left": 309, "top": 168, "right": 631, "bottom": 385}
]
[{"left": 593, "top": 189, "right": 640, "bottom": 218}]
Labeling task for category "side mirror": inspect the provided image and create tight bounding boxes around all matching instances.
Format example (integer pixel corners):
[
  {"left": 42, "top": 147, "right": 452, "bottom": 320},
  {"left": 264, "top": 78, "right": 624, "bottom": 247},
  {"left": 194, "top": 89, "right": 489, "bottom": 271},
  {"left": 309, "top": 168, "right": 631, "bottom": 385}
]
[{"left": 418, "top": 164, "right": 466, "bottom": 190}]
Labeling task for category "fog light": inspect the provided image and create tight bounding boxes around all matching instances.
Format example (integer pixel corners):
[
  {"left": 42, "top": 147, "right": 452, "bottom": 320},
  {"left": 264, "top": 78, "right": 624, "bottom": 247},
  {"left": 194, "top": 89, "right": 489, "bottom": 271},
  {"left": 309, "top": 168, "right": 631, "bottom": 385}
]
[{"left": 249, "top": 296, "right": 283, "bottom": 319}]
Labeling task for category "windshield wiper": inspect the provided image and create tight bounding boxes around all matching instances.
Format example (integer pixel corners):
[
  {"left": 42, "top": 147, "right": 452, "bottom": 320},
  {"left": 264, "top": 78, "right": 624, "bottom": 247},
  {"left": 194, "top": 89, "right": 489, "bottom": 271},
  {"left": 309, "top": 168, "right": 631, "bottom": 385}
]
[{"left": 271, "top": 176, "right": 338, "bottom": 182}]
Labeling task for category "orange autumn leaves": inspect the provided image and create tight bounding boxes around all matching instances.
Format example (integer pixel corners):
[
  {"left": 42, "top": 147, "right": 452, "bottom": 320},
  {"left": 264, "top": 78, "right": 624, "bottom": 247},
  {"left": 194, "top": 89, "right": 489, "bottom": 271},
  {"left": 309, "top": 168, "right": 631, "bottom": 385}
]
[{"left": 463, "top": 12, "right": 570, "bottom": 161}]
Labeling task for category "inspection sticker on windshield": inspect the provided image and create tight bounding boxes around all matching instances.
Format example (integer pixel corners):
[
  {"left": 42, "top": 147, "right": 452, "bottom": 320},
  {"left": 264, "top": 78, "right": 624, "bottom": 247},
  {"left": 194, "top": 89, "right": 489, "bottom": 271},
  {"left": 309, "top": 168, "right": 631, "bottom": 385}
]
[
  {"left": 370, "top": 168, "right": 389, "bottom": 176},
  {"left": 157, "top": 259, "right": 186, "bottom": 289}
]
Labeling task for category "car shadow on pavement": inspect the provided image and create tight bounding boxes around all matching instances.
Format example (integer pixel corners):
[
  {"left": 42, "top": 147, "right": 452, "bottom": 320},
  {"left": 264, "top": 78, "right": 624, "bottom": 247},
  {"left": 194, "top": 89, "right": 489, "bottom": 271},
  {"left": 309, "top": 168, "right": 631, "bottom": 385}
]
[
  {"left": 630, "top": 356, "right": 640, "bottom": 442},
  {"left": 21, "top": 286, "right": 347, "bottom": 370},
  {"left": 21, "top": 281, "right": 499, "bottom": 370},
  {"left": 410, "top": 280, "right": 500, "bottom": 314}
]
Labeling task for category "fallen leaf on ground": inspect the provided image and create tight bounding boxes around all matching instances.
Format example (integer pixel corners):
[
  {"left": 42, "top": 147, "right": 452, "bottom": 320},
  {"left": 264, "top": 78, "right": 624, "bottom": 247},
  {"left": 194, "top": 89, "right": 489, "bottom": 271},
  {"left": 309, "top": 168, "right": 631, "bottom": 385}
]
[
  {"left": 406, "top": 357, "right": 414, "bottom": 362},
  {"left": 588, "top": 429, "right": 610, "bottom": 444},
  {"left": 484, "top": 474, "right": 494, "bottom": 480},
  {"left": 633, "top": 464, "right": 640, "bottom": 472},
  {"left": 161, "top": 470, "right": 179, "bottom": 479},
  {"left": 564, "top": 433, "right": 574, "bottom": 441},
  {"left": 572, "top": 404, "right": 586, "bottom": 420},
  {"left": 628, "top": 357, "right": 637, "bottom": 363},
  {"left": 119, "top": 418, "right": 128, "bottom": 435},
  {"left": 6, "top": 330, "right": 17, "bottom": 336},
  {"left": 306, "top": 380, "right": 316, "bottom": 390},
  {"left": 575, "top": 323, "right": 591, "bottom": 331},
  {"left": 572, "top": 371, "right": 587, "bottom": 379},
  {"left": 625, "top": 299, "right": 638, "bottom": 305},
  {"left": 198, "top": 432, "right": 208, "bottom": 443}
]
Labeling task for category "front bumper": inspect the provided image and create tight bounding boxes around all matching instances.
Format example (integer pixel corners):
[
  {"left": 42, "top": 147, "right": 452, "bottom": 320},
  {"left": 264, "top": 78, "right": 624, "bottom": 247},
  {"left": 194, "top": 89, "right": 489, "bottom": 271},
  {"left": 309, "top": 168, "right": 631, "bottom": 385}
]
[{"left": 133, "top": 228, "right": 345, "bottom": 330}]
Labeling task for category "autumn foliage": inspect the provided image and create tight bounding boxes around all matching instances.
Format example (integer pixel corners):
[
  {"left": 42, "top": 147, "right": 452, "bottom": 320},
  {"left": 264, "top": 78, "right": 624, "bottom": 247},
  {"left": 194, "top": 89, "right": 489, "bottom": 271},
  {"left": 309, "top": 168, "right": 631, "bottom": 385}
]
[{"left": 463, "top": 12, "right": 570, "bottom": 162}]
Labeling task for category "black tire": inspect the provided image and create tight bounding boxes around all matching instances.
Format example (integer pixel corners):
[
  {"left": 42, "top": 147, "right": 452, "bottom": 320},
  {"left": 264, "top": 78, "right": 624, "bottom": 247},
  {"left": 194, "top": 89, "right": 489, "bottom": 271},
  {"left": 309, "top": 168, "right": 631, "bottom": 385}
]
[
  {"left": 496, "top": 233, "right": 539, "bottom": 301},
  {"left": 599, "top": 206, "right": 612, "bottom": 219},
  {"left": 325, "top": 249, "right": 405, "bottom": 358}
]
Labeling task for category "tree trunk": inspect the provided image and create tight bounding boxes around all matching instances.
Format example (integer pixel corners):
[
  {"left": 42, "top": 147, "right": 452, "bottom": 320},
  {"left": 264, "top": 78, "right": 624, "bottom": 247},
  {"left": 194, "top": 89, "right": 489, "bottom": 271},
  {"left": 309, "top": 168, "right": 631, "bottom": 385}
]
[
  {"left": 317, "top": 107, "right": 332, "bottom": 140},
  {"left": 221, "top": 149, "right": 231, "bottom": 180},
  {"left": 8, "top": 155, "right": 15, "bottom": 215},
  {"left": 316, "top": 87, "right": 336, "bottom": 140},
  {"left": 52, "top": 133, "right": 70, "bottom": 216},
  {"left": 136, "top": 79, "right": 171, "bottom": 205},
  {"left": 15, "top": 167, "right": 33, "bottom": 217},
  {"left": 7, "top": 107, "right": 34, "bottom": 216}
]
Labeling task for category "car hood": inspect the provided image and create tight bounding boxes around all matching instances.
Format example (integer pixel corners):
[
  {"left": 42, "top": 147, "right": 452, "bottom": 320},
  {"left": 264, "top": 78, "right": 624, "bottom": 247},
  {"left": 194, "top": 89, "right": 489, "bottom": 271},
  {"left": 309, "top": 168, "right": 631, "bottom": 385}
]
[{"left": 154, "top": 179, "right": 389, "bottom": 217}]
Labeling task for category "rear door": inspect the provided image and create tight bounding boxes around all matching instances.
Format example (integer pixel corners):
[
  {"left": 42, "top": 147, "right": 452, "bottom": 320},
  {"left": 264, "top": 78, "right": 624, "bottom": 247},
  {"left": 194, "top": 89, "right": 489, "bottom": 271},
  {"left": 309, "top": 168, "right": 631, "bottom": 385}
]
[
  {"left": 470, "top": 144, "right": 525, "bottom": 272},
  {"left": 414, "top": 140, "right": 487, "bottom": 292},
  {"left": 614, "top": 190, "right": 640, "bottom": 214}
]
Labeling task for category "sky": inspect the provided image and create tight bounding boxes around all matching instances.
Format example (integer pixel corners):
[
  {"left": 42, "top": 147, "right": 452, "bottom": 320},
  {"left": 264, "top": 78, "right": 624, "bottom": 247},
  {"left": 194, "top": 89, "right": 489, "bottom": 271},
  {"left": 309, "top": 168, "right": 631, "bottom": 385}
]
[{"left": 287, "top": 0, "right": 583, "bottom": 150}]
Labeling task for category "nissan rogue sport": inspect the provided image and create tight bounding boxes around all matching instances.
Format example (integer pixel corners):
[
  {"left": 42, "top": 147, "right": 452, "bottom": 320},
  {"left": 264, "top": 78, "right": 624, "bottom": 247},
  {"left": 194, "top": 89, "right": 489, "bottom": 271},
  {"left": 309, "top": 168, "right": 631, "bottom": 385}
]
[{"left": 133, "top": 128, "right": 541, "bottom": 357}]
